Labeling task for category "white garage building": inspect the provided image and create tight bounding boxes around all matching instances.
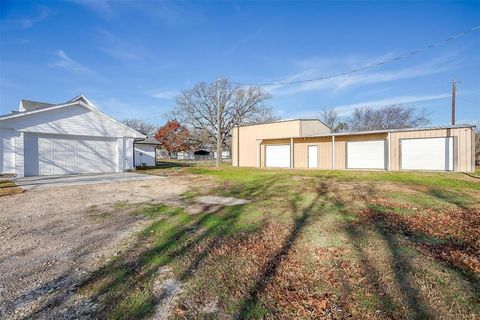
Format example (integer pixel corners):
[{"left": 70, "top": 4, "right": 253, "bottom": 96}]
[{"left": 0, "top": 95, "right": 145, "bottom": 178}]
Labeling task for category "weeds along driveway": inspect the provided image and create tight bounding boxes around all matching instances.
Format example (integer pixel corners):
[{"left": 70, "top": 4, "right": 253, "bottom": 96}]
[{"left": 0, "top": 170, "right": 211, "bottom": 319}]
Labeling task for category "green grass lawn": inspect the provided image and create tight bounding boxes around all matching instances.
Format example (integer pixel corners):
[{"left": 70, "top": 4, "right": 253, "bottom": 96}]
[{"left": 78, "top": 166, "right": 480, "bottom": 319}]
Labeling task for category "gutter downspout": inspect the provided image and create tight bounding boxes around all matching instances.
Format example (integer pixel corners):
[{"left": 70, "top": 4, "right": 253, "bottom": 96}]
[
  {"left": 237, "top": 126, "right": 240, "bottom": 167},
  {"left": 332, "top": 135, "right": 335, "bottom": 170},
  {"left": 257, "top": 139, "right": 262, "bottom": 168},
  {"left": 387, "top": 131, "right": 391, "bottom": 171},
  {"left": 290, "top": 138, "right": 294, "bottom": 168}
]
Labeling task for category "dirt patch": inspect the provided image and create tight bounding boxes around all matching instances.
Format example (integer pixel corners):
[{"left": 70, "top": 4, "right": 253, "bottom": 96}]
[
  {"left": 186, "top": 196, "right": 250, "bottom": 214},
  {"left": 152, "top": 266, "right": 182, "bottom": 320},
  {"left": 0, "top": 174, "right": 204, "bottom": 319}
]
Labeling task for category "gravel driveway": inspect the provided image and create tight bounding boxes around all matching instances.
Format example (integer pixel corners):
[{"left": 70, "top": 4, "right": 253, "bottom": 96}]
[{"left": 0, "top": 172, "right": 197, "bottom": 319}]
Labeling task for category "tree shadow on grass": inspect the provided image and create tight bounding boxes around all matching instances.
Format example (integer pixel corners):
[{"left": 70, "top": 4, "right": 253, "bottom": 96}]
[
  {"left": 345, "top": 221, "right": 433, "bottom": 319},
  {"left": 343, "top": 194, "right": 479, "bottom": 319},
  {"left": 427, "top": 188, "right": 474, "bottom": 209},
  {"left": 21, "top": 175, "right": 282, "bottom": 319},
  {"left": 236, "top": 182, "right": 329, "bottom": 319}
]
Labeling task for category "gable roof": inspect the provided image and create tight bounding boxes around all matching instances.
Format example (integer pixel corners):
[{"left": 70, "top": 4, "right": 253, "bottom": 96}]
[
  {"left": 1, "top": 95, "right": 145, "bottom": 139},
  {"left": 19, "top": 100, "right": 56, "bottom": 112}
]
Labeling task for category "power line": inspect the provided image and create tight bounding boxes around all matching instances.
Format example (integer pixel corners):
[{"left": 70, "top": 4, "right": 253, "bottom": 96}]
[{"left": 235, "top": 25, "right": 480, "bottom": 86}]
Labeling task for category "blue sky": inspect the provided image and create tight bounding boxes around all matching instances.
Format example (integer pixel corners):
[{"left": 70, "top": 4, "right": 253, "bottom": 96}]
[{"left": 1, "top": 1, "right": 479, "bottom": 126}]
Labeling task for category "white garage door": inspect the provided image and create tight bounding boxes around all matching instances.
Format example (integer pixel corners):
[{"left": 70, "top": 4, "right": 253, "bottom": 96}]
[
  {"left": 347, "top": 140, "right": 386, "bottom": 169},
  {"left": 38, "top": 137, "right": 117, "bottom": 175},
  {"left": 401, "top": 137, "right": 453, "bottom": 171},
  {"left": 265, "top": 145, "right": 290, "bottom": 168}
]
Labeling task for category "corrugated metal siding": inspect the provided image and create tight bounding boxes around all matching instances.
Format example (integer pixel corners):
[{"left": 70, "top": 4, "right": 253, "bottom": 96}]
[
  {"left": 300, "top": 120, "right": 331, "bottom": 137},
  {"left": 235, "top": 121, "right": 301, "bottom": 167},
  {"left": 293, "top": 137, "right": 332, "bottom": 169},
  {"left": 232, "top": 127, "right": 238, "bottom": 167},
  {"left": 237, "top": 125, "right": 475, "bottom": 172}
]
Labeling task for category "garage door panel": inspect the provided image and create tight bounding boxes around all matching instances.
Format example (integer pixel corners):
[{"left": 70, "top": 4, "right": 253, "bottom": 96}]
[
  {"left": 401, "top": 137, "right": 453, "bottom": 171},
  {"left": 38, "top": 137, "right": 117, "bottom": 175},
  {"left": 266, "top": 145, "right": 290, "bottom": 168},
  {"left": 347, "top": 140, "right": 386, "bottom": 169}
]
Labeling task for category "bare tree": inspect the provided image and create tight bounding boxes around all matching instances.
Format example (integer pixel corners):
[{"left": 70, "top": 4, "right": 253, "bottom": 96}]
[
  {"left": 171, "top": 78, "right": 277, "bottom": 159},
  {"left": 122, "top": 118, "right": 156, "bottom": 135},
  {"left": 348, "top": 105, "right": 430, "bottom": 132},
  {"left": 319, "top": 107, "right": 348, "bottom": 133}
]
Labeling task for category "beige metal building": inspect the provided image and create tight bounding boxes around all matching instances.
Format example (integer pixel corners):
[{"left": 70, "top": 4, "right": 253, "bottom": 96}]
[{"left": 231, "top": 119, "right": 476, "bottom": 172}]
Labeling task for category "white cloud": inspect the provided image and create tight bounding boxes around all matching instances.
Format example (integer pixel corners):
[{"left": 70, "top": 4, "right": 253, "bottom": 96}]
[
  {"left": 18, "top": 6, "right": 52, "bottom": 29},
  {"left": 281, "top": 93, "right": 451, "bottom": 120},
  {"left": 331, "top": 93, "right": 451, "bottom": 115},
  {"left": 73, "top": 0, "right": 112, "bottom": 17},
  {"left": 50, "top": 50, "right": 96, "bottom": 76},
  {"left": 98, "top": 97, "right": 168, "bottom": 123},
  {"left": 149, "top": 90, "right": 178, "bottom": 100},
  {"left": 96, "top": 29, "right": 144, "bottom": 60},
  {"left": 265, "top": 51, "right": 460, "bottom": 96}
]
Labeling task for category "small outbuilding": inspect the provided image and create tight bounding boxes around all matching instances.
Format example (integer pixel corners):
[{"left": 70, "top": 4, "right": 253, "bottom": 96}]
[
  {"left": 0, "top": 95, "right": 145, "bottom": 177},
  {"left": 134, "top": 136, "right": 159, "bottom": 167},
  {"left": 231, "top": 119, "right": 476, "bottom": 172}
]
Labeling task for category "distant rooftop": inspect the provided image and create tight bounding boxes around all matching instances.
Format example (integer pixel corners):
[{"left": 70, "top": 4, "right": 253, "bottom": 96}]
[
  {"left": 19, "top": 99, "right": 57, "bottom": 112},
  {"left": 135, "top": 136, "right": 160, "bottom": 145},
  {"left": 235, "top": 118, "right": 326, "bottom": 128}
]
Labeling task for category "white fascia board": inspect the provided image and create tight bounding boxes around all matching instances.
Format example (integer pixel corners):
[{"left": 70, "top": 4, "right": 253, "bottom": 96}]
[
  {"left": 69, "top": 94, "right": 97, "bottom": 109},
  {"left": 1, "top": 100, "right": 145, "bottom": 139},
  {"left": 0, "top": 101, "right": 81, "bottom": 120}
]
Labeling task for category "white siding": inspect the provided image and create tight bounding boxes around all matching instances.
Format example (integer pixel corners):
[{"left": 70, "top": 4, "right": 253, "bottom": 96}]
[
  {"left": 124, "top": 138, "right": 134, "bottom": 170},
  {"left": 14, "top": 133, "right": 25, "bottom": 177},
  {"left": 117, "top": 138, "right": 124, "bottom": 172},
  {"left": 135, "top": 144, "right": 156, "bottom": 166},
  {"left": 0, "top": 129, "right": 18, "bottom": 174},
  {"left": 1, "top": 105, "right": 139, "bottom": 138}
]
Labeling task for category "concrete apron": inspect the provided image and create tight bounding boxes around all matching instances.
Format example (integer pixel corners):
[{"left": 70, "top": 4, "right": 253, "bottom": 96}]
[{"left": 14, "top": 172, "right": 163, "bottom": 190}]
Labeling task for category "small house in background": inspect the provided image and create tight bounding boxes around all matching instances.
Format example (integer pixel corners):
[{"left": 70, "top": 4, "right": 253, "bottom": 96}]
[
  {"left": 134, "top": 136, "right": 159, "bottom": 167},
  {"left": 214, "top": 150, "right": 231, "bottom": 159}
]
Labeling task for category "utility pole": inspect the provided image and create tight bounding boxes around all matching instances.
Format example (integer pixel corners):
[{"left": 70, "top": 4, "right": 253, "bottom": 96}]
[
  {"left": 216, "top": 78, "right": 222, "bottom": 168},
  {"left": 451, "top": 79, "right": 456, "bottom": 126}
]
